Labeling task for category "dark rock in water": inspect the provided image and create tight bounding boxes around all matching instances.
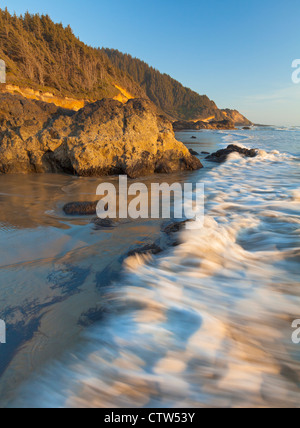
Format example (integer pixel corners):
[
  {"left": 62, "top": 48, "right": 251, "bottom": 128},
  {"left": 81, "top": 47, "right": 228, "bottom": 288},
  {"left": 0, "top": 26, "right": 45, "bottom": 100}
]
[
  {"left": 162, "top": 220, "right": 191, "bottom": 247},
  {"left": 63, "top": 201, "right": 97, "bottom": 215},
  {"left": 162, "top": 220, "right": 189, "bottom": 235},
  {"left": 243, "top": 127, "right": 251, "bottom": 130},
  {"left": 127, "top": 220, "right": 191, "bottom": 259},
  {"left": 191, "top": 136, "right": 197, "bottom": 139},
  {"left": 78, "top": 306, "right": 106, "bottom": 327},
  {"left": 206, "top": 144, "right": 258, "bottom": 163},
  {"left": 92, "top": 218, "right": 115, "bottom": 229},
  {"left": 189, "top": 148, "right": 199, "bottom": 156},
  {"left": 201, "top": 151, "right": 210, "bottom": 155},
  {"left": 128, "top": 243, "right": 163, "bottom": 257}
]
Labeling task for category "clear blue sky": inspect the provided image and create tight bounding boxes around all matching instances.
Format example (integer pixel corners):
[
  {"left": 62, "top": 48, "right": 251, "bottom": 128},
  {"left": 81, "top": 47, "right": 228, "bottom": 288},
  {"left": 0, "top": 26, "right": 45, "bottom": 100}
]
[{"left": 2, "top": 0, "right": 300, "bottom": 125}]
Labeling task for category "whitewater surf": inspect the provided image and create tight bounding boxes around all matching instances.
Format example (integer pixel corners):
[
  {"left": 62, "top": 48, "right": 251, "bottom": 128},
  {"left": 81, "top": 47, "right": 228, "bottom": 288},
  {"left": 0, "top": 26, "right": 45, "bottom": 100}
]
[{"left": 1, "top": 127, "right": 300, "bottom": 408}]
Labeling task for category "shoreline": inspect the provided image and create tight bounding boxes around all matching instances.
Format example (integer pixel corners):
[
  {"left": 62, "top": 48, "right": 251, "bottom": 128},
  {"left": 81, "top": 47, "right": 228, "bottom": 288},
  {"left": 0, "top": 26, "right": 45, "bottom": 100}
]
[
  {"left": 0, "top": 128, "right": 220, "bottom": 405},
  {"left": 0, "top": 128, "right": 251, "bottom": 405},
  {"left": 1, "top": 127, "right": 300, "bottom": 407}
]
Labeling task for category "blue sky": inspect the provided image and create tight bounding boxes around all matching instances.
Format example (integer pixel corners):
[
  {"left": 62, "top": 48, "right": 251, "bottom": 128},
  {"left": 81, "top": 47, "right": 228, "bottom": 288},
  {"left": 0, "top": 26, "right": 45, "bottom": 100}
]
[{"left": 2, "top": 0, "right": 300, "bottom": 125}]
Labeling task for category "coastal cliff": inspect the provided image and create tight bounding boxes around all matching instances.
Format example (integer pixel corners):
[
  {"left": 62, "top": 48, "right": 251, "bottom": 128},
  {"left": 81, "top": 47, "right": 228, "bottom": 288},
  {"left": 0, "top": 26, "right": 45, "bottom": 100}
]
[
  {"left": 104, "top": 49, "right": 252, "bottom": 125},
  {"left": 0, "top": 9, "right": 252, "bottom": 126},
  {"left": 221, "top": 109, "right": 253, "bottom": 126},
  {"left": 173, "top": 118, "right": 236, "bottom": 131},
  {"left": 0, "top": 93, "right": 202, "bottom": 178}
]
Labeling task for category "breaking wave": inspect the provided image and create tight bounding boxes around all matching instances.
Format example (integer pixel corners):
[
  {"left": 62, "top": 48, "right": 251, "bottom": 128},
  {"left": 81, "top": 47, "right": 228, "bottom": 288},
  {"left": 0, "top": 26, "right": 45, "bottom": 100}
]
[{"left": 9, "top": 129, "right": 300, "bottom": 408}]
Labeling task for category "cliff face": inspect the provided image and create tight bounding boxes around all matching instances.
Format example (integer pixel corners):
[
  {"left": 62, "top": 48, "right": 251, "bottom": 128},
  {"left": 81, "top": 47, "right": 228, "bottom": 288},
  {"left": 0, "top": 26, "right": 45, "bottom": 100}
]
[
  {"left": 104, "top": 49, "right": 225, "bottom": 122},
  {"left": 221, "top": 109, "right": 252, "bottom": 126},
  {"left": 0, "top": 93, "right": 202, "bottom": 178},
  {"left": 2, "top": 84, "right": 86, "bottom": 110},
  {"left": 1, "top": 83, "right": 135, "bottom": 111},
  {"left": 104, "top": 49, "right": 253, "bottom": 125}
]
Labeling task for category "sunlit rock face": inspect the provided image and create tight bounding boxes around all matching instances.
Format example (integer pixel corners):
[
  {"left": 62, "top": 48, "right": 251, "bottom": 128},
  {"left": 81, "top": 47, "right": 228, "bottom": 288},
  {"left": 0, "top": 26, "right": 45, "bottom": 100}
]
[
  {"left": 3, "top": 84, "right": 85, "bottom": 110},
  {"left": 221, "top": 108, "right": 253, "bottom": 126},
  {"left": 0, "top": 93, "right": 202, "bottom": 178}
]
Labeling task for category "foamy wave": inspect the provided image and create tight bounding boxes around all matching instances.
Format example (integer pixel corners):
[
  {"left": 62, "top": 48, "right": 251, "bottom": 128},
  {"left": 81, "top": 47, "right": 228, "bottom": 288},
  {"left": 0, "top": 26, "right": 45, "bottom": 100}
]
[
  {"left": 223, "top": 148, "right": 294, "bottom": 164},
  {"left": 272, "top": 126, "right": 300, "bottom": 132},
  {"left": 219, "top": 132, "right": 250, "bottom": 149},
  {"left": 7, "top": 128, "right": 300, "bottom": 409},
  {"left": 291, "top": 189, "right": 300, "bottom": 202},
  {"left": 11, "top": 177, "right": 300, "bottom": 408},
  {"left": 218, "top": 128, "right": 297, "bottom": 163}
]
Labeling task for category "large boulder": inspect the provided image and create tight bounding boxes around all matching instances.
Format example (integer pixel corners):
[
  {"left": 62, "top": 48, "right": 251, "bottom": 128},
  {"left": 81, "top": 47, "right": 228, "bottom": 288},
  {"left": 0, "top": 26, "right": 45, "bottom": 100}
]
[{"left": 0, "top": 94, "right": 202, "bottom": 178}]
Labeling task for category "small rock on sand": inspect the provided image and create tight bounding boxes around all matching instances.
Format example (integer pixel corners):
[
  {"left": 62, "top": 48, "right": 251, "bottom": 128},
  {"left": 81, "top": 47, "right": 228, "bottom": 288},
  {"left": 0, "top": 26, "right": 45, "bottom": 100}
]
[{"left": 63, "top": 201, "right": 98, "bottom": 215}]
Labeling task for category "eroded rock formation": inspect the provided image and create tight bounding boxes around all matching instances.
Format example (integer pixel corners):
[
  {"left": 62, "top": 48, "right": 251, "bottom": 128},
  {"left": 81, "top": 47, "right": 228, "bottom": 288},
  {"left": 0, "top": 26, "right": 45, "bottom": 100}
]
[{"left": 0, "top": 94, "right": 202, "bottom": 178}]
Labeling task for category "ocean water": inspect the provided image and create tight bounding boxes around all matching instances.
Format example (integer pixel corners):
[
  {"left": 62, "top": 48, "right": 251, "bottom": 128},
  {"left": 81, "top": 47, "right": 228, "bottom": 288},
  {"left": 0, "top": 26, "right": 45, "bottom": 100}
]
[{"left": 1, "top": 126, "right": 300, "bottom": 408}]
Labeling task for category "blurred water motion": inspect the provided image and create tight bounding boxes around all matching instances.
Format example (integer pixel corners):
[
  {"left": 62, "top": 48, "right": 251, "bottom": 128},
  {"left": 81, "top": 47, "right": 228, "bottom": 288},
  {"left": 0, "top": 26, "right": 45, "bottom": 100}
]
[{"left": 1, "top": 127, "right": 300, "bottom": 408}]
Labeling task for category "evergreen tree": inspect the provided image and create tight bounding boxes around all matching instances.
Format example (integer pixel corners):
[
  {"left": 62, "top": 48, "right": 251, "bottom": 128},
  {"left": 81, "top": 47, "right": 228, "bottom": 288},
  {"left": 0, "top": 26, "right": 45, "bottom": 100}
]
[{"left": 0, "top": 8, "right": 144, "bottom": 100}]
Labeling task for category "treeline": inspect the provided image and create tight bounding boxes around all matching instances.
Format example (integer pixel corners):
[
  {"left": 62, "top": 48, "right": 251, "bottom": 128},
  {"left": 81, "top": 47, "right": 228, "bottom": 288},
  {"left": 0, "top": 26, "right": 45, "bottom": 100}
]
[
  {"left": 104, "top": 49, "right": 224, "bottom": 121},
  {"left": 0, "top": 8, "right": 144, "bottom": 100},
  {"left": 0, "top": 7, "right": 225, "bottom": 121}
]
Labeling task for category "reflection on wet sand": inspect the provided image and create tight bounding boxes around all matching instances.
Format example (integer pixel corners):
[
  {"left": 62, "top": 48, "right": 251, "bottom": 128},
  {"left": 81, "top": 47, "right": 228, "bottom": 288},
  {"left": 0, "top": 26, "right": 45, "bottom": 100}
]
[
  {"left": 2, "top": 128, "right": 300, "bottom": 408},
  {"left": 0, "top": 166, "right": 209, "bottom": 406}
]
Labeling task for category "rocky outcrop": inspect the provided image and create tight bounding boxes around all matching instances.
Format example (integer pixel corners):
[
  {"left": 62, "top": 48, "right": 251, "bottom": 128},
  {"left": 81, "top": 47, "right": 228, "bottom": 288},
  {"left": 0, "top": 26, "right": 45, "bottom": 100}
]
[
  {"left": 221, "top": 109, "right": 253, "bottom": 126},
  {"left": 206, "top": 145, "right": 258, "bottom": 163},
  {"left": 173, "top": 119, "right": 236, "bottom": 132},
  {"left": 1, "top": 83, "right": 136, "bottom": 111},
  {"left": 0, "top": 93, "right": 202, "bottom": 178},
  {"left": 173, "top": 110, "right": 252, "bottom": 131},
  {"left": 2, "top": 84, "right": 86, "bottom": 111},
  {"left": 208, "top": 119, "right": 236, "bottom": 130}
]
